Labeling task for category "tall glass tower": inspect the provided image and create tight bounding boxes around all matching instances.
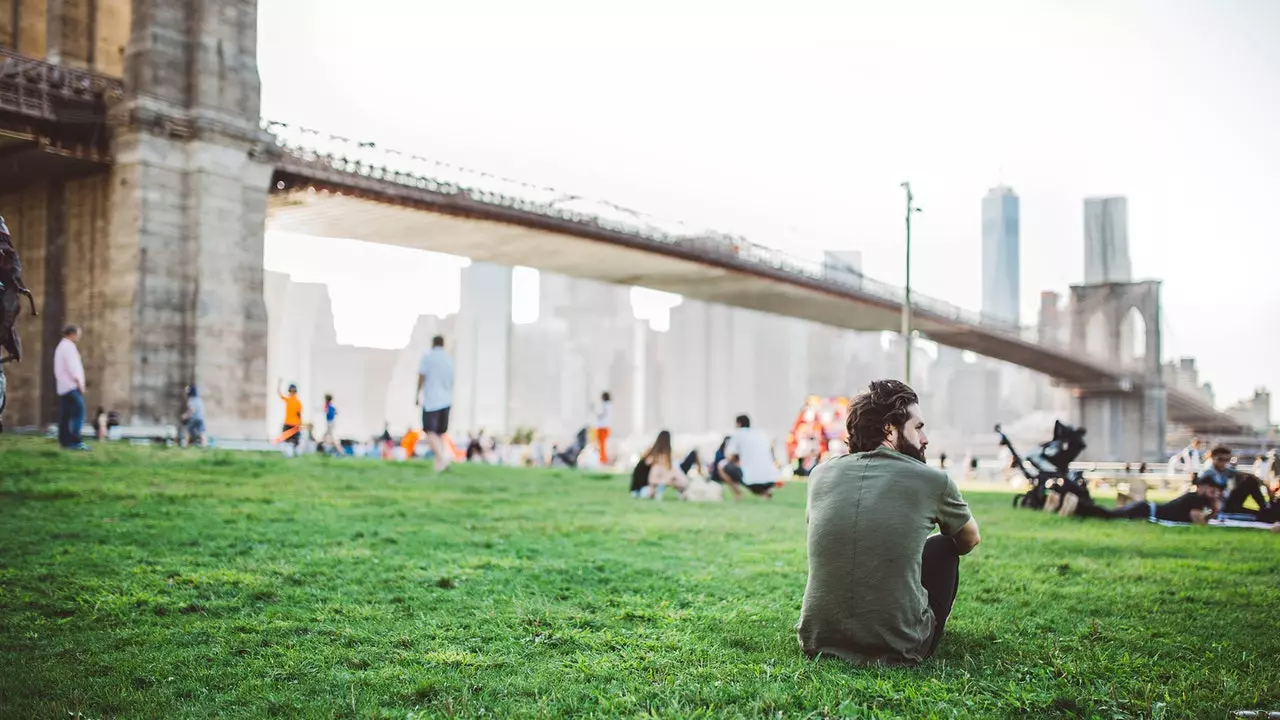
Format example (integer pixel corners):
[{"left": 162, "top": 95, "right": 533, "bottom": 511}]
[{"left": 981, "top": 186, "right": 1021, "bottom": 325}]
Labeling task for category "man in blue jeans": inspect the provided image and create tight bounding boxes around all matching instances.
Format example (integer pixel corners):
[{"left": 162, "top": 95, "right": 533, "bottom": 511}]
[{"left": 53, "top": 324, "right": 89, "bottom": 451}]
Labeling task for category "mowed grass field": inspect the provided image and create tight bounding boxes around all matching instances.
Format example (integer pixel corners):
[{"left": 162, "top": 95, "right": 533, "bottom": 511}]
[{"left": 1, "top": 437, "right": 1277, "bottom": 719}]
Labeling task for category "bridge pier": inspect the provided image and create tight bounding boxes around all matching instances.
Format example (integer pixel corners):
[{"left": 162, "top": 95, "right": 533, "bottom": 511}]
[
  {"left": 1069, "top": 281, "right": 1166, "bottom": 462},
  {"left": 90, "top": 0, "right": 274, "bottom": 438},
  {"left": 0, "top": 1, "right": 274, "bottom": 435},
  {"left": 1073, "top": 387, "right": 1166, "bottom": 462}
]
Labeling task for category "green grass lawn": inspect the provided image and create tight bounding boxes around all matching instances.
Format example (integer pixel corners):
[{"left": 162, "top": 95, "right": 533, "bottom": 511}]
[{"left": 1, "top": 437, "right": 1277, "bottom": 719}]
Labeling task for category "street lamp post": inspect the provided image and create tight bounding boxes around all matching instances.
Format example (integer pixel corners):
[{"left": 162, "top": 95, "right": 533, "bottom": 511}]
[{"left": 900, "top": 182, "right": 922, "bottom": 384}]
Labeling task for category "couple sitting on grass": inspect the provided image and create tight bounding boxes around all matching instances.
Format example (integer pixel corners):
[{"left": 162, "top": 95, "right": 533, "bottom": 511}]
[{"left": 631, "top": 414, "right": 780, "bottom": 501}]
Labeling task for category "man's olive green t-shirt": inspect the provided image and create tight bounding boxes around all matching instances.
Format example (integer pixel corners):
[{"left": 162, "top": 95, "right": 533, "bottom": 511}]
[{"left": 796, "top": 447, "right": 972, "bottom": 666}]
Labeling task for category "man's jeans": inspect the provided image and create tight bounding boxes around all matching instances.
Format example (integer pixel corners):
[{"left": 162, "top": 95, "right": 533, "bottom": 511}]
[{"left": 58, "top": 389, "right": 85, "bottom": 447}]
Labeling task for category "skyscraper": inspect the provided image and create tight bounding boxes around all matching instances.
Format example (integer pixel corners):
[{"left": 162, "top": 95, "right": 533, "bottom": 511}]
[
  {"left": 1083, "top": 196, "right": 1132, "bottom": 284},
  {"left": 981, "top": 186, "right": 1020, "bottom": 325}
]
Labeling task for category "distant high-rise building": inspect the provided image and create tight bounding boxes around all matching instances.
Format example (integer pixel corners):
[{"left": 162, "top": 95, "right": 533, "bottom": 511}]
[
  {"left": 981, "top": 186, "right": 1020, "bottom": 325},
  {"left": 1083, "top": 196, "right": 1132, "bottom": 284},
  {"left": 1037, "top": 290, "right": 1061, "bottom": 346},
  {"left": 1226, "top": 388, "right": 1272, "bottom": 432}
]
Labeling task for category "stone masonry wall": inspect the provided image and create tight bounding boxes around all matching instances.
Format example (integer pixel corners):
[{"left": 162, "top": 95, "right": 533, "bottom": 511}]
[
  {"left": 0, "top": 185, "right": 48, "bottom": 427},
  {"left": 0, "top": 175, "right": 111, "bottom": 428},
  {"left": 97, "top": 0, "right": 274, "bottom": 436}
]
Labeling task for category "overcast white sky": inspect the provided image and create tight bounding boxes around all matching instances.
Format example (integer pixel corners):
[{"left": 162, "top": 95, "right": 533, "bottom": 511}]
[{"left": 258, "top": 0, "right": 1280, "bottom": 419}]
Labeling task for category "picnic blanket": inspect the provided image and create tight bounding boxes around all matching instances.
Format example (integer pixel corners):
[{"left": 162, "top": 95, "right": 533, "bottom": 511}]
[{"left": 1148, "top": 515, "right": 1278, "bottom": 530}]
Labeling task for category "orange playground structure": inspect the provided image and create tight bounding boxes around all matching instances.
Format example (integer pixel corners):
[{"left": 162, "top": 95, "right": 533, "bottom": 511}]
[{"left": 786, "top": 395, "right": 850, "bottom": 463}]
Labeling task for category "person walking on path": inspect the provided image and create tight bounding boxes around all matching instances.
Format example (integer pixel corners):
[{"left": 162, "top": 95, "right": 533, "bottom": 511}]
[
  {"left": 182, "top": 384, "right": 206, "bottom": 447},
  {"left": 53, "top": 324, "right": 89, "bottom": 451},
  {"left": 276, "top": 379, "right": 303, "bottom": 454},
  {"left": 416, "top": 334, "right": 455, "bottom": 473}
]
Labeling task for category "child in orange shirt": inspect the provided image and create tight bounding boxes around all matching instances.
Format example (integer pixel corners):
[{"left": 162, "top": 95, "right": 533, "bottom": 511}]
[{"left": 277, "top": 379, "right": 303, "bottom": 450}]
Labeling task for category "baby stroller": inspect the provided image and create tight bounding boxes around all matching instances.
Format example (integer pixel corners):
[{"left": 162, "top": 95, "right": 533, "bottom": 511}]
[
  {"left": 551, "top": 427, "right": 590, "bottom": 469},
  {"left": 997, "top": 421, "right": 1093, "bottom": 510}
]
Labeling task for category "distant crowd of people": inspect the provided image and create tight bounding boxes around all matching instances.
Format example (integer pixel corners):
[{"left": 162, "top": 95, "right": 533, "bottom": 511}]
[{"left": 629, "top": 414, "right": 783, "bottom": 502}]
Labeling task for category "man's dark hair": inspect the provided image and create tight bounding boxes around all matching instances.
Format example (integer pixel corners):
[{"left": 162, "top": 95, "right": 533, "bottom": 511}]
[
  {"left": 62, "top": 324, "right": 80, "bottom": 337},
  {"left": 735, "top": 414, "right": 750, "bottom": 428},
  {"left": 1210, "top": 445, "right": 1232, "bottom": 459},
  {"left": 846, "top": 379, "right": 919, "bottom": 453},
  {"left": 602, "top": 391, "right": 611, "bottom": 402},
  {"left": 432, "top": 335, "right": 444, "bottom": 348}
]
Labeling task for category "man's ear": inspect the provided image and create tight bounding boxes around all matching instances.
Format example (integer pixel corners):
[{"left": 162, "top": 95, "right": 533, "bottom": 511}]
[{"left": 883, "top": 423, "right": 897, "bottom": 443}]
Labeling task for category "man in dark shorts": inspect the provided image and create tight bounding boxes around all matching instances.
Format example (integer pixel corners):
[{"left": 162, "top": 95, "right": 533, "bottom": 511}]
[
  {"left": 416, "top": 335, "right": 455, "bottom": 472},
  {"left": 797, "top": 380, "right": 980, "bottom": 666}
]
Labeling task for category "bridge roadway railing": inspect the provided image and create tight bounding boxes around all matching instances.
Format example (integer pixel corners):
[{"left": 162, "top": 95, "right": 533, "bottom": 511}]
[
  {"left": 0, "top": 48, "right": 120, "bottom": 125},
  {"left": 269, "top": 121, "right": 1241, "bottom": 402},
  {"left": 264, "top": 123, "right": 1078, "bottom": 343}
]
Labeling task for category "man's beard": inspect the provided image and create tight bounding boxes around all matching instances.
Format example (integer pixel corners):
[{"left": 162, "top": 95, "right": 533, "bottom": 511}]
[{"left": 895, "top": 434, "right": 926, "bottom": 463}]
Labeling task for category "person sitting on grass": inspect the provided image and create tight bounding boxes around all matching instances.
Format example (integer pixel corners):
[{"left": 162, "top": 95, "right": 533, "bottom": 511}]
[
  {"left": 1222, "top": 472, "right": 1274, "bottom": 518},
  {"left": 631, "top": 430, "right": 689, "bottom": 499},
  {"left": 1198, "top": 445, "right": 1236, "bottom": 491},
  {"left": 715, "top": 415, "right": 779, "bottom": 500},
  {"left": 796, "top": 379, "right": 980, "bottom": 666}
]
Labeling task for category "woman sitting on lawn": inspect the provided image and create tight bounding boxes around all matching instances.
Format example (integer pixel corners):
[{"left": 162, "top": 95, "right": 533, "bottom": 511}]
[{"left": 631, "top": 430, "right": 689, "bottom": 499}]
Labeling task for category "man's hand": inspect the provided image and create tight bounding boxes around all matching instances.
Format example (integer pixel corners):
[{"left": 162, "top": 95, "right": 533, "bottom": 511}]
[{"left": 950, "top": 518, "right": 981, "bottom": 555}]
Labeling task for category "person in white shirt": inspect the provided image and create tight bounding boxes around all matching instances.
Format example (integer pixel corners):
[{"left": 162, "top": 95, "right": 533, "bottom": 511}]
[
  {"left": 1167, "top": 437, "right": 1203, "bottom": 476},
  {"left": 53, "top": 324, "right": 89, "bottom": 450},
  {"left": 416, "top": 334, "right": 455, "bottom": 472},
  {"left": 595, "top": 391, "right": 612, "bottom": 465},
  {"left": 716, "top": 414, "right": 779, "bottom": 500}
]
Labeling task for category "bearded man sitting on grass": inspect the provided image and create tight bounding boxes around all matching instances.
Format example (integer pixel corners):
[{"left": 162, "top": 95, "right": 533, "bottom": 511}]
[{"left": 796, "top": 379, "right": 981, "bottom": 666}]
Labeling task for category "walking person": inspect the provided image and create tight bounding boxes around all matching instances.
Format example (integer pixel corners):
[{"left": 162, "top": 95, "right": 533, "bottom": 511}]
[
  {"left": 182, "top": 384, "right": 206, "bottom": 447},
  {"left": 797, "top": 379, "right": 980, "bottom": 666},
  {"left": 53, "top": 324, "right": 89, "bottom": 451},
  {"left": 320, "top": 394, "right": 338, "bottom": 454},
  {"left": 416, "top": 335, "right": 455, "bottom": 473},
  {"left": 276, "top": 379, "right": 303, "bottom": 455},
  {"left": 595, "top": 391, "right": 612, "bottom": 466}
]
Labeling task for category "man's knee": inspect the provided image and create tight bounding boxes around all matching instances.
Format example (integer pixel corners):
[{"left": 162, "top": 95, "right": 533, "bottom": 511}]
[{"left": 922, "top": 534, "right": 959, "bottom": 565}]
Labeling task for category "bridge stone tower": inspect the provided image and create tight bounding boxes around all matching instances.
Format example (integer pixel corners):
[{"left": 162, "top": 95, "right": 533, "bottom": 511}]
[
  {"left": 0, "top": 0, "right": 272, "bottom": 436},
  {"left": 103, "top": 0, "right": 274, "bottom": 437},
  {"left": 1068, "top": 280, "right": 1165, "bottom": 462}
]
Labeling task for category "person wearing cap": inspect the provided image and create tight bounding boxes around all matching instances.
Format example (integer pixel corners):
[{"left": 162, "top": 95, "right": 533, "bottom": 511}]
[{"left": 277, "top": 379, "right": 303, "bottom": 451}]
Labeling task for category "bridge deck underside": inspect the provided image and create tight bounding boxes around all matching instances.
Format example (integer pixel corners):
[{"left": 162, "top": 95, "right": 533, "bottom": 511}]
[
  {"left": 0, "top": 130, "right": 107, "bottom": 193},
  {"left": 267, "top": 189, "right": 1238, "bottom": 433}
]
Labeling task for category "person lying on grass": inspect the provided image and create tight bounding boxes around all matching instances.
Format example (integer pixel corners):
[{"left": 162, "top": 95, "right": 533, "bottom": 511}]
[
  {"left": 1097, "top": 473, "right": 1280, "bottom": 530},
  {"left": 796, "top": 379, "right": 981, "bottom": 666},
  {"left": 1102, "top": 476, "right": 1222, "bottom": 524}
]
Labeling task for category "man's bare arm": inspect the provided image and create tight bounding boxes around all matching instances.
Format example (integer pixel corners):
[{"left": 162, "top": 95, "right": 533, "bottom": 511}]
[
  {"left": 415, "top": 374, "right": 425, "bottom": 406},
  {"left": 950, "top": 518, "right": 981, "bottom": 555}
]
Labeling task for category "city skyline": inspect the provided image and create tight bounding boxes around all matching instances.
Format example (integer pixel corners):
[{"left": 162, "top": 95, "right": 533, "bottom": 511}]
[{"left": 257, "top": 0, "right": 1280, "bottom": 421}]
